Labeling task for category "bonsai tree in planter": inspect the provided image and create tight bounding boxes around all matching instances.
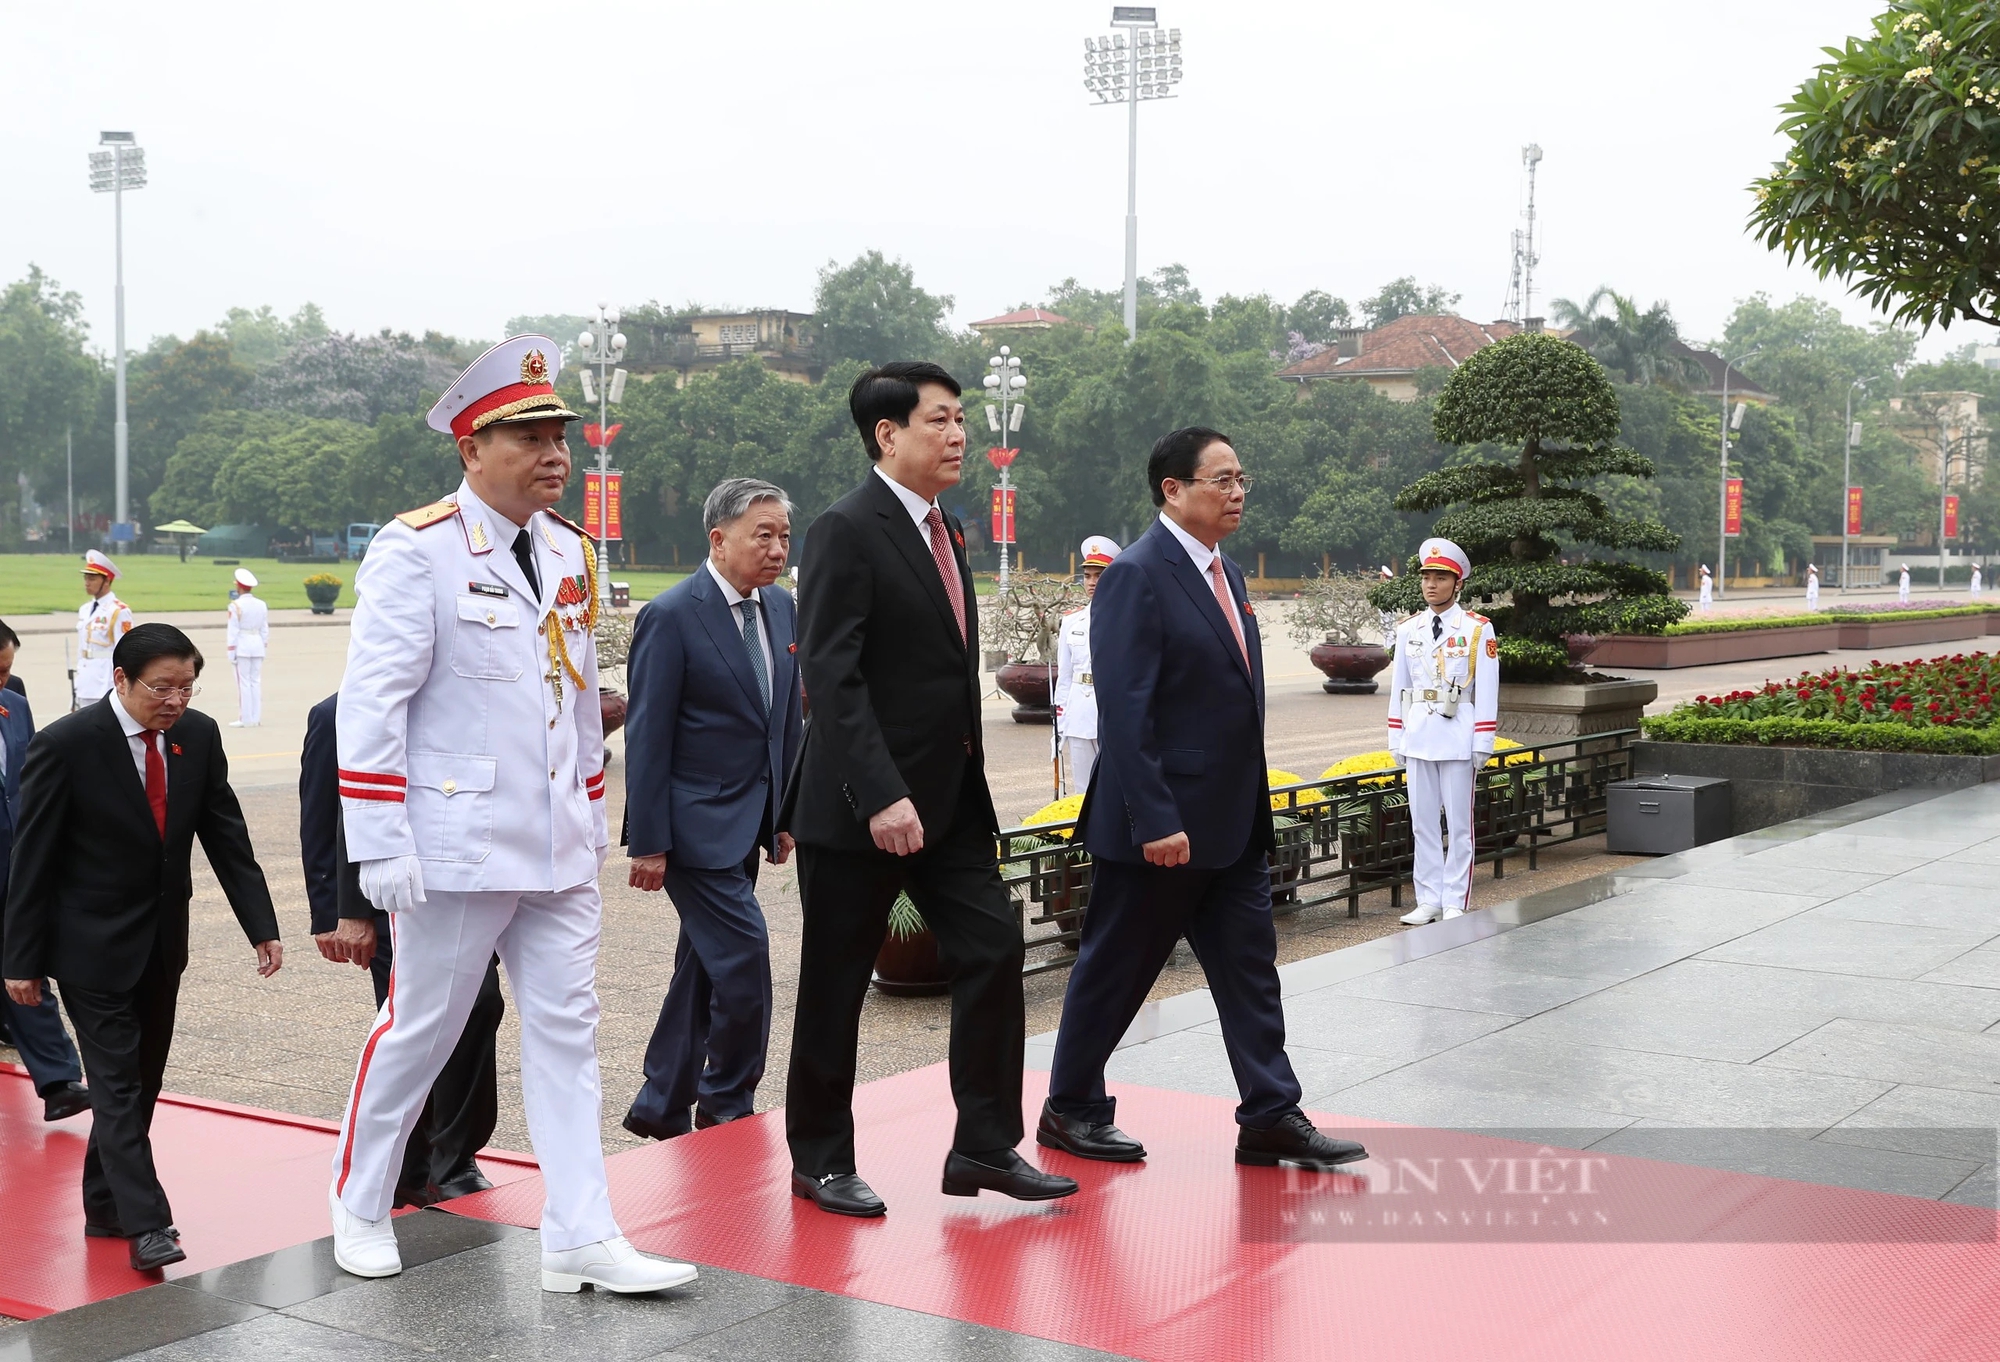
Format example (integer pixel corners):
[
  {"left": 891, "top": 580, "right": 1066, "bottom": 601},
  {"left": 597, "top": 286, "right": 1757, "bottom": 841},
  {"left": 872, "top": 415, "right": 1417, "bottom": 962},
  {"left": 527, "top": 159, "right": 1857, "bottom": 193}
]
[
  {"left": 1287, "top": 570, "right": 1393, "bottom": 693},
  {"left": 981, "top": 570, "right": 1087, "bottom": 722},
  {"left": 1368, "top": 332, "right": 1686, "bottom": 681}
]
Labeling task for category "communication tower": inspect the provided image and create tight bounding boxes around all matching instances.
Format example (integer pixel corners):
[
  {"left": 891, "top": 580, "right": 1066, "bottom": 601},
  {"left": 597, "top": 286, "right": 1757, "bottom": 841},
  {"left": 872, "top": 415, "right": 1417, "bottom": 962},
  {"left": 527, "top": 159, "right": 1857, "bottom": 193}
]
[{"left": 1502, "top": 144, "right": 1543, "bottom": 325}]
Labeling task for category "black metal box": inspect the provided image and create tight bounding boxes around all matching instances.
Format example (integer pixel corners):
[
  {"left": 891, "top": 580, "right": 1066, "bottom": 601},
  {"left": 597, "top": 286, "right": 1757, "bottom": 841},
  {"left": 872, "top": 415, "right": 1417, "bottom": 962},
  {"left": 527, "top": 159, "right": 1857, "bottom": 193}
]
[{"left": 1606, "top": 774, "right": 1732, "bottom": 855}]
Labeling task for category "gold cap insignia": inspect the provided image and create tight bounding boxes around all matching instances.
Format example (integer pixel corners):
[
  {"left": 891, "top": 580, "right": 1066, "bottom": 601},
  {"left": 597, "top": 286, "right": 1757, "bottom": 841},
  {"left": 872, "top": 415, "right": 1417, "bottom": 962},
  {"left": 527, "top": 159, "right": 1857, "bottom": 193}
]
[{"left": 520, "top": 350, "right": 550, "bottom": 385}]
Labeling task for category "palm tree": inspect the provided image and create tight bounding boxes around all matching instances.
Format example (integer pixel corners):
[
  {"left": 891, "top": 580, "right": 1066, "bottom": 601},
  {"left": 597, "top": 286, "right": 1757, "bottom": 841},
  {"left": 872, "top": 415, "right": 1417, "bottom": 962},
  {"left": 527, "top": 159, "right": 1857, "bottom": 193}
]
[{"left": 1549, "top": 287, "right": 1707, "bottom": 389}]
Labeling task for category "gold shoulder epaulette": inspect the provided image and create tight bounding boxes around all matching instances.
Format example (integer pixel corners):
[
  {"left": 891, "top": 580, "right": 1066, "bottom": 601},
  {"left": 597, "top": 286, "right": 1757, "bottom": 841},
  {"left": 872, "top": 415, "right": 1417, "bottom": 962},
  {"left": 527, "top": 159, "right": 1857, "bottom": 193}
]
[
  {"left": 543, "top": 508, "right": 587, "bottom": 538},
  {"left": 395, "top": 500, "right": 460, "bottom": 530}
]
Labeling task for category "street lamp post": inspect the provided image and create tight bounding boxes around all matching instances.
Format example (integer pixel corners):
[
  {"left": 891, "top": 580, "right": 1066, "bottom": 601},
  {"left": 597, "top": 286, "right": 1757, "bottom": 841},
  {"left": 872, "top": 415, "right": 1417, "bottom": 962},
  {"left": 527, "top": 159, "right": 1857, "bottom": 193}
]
[
  {"left": 983, "top": 346, "right": 1027, "bottom": 596},
  {"left": 1083, "top": 8, "right": 1183, "bottom": 343},
  {"left": 575, "top": 305, "right": 627, "bottom": 605},
  {"left": 1842, "top": 377, "right": 1874, "bottom": 594},
  {"left": 1717, "top": 347, "right": 1760, "bottom": 599},
  {"left": 88, "top": 132, "right": 146, "bottom": 542}
]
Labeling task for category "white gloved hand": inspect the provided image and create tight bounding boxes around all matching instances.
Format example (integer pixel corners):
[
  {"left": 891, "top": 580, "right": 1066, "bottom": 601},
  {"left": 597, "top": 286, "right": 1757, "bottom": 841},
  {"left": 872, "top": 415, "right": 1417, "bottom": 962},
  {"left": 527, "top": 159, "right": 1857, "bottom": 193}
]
[
  {"left": 596, "top": 842, "right": 611, "bottom": 871},
  {"left": 358, "top": 855, "right": 427, "bottom": 913}
]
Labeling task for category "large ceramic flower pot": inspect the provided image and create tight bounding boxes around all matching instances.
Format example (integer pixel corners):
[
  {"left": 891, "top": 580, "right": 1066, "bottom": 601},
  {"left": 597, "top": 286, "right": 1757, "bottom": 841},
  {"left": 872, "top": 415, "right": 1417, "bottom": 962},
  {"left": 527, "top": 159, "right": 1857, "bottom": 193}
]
[
  {"left": 304, "top": 583, "right": 340, "bottom": 616},
  {"left": 872, "top": 927, "right": 949, "bottom": 996},
  {"left": 996, "top": 659, "right": 1055, "bottom": 724},
  {"left": 1309, "top": 641, "right": 1391, "bottom": 695}
]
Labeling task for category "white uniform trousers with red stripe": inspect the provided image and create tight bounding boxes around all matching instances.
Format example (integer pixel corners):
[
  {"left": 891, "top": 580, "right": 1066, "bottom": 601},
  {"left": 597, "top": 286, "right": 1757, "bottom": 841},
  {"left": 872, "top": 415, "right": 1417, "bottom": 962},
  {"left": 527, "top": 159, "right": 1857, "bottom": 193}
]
[
  {"left": 1406, "top": 757, "right": 1476, "bottom": 914},
  {"left": 331, "top": 883, "right": 618, "bottom": 1252}
]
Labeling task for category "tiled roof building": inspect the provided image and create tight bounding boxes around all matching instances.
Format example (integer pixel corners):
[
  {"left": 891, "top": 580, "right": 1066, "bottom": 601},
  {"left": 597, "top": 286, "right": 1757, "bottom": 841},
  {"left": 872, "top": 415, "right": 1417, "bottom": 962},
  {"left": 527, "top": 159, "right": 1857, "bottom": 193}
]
[{"left": 1278, "top": 314, "right": 1524, "bottom": 401}]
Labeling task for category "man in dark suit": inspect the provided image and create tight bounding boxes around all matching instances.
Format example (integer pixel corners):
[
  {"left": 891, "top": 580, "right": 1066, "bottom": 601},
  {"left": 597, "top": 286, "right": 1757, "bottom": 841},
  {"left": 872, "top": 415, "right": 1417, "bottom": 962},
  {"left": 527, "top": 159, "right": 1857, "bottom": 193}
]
[
  {"left": 1041, "top": 427, "right": 1367, "bottom": 1172},
  {"left": 3, "top": 623, "right": 282, "bottom": 1272},
  {"left": 300, "top": 693, "right": 502, "bottom": 1205},
  {"left": 620, "top": 478, "right": 804, "bottom": 1140},
  {"left": 0, "top": 621, "right": 91, "bottom": 1121},
  {"left": 781, "top": 361, "right": 1076, "bottom": 1217}
]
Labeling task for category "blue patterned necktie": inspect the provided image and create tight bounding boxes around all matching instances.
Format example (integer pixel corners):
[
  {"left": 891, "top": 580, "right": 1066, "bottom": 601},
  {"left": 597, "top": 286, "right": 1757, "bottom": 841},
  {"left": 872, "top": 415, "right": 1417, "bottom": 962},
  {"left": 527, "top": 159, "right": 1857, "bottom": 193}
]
[{"left": 739, "top": 599, "right": 770, "bottom": 713}]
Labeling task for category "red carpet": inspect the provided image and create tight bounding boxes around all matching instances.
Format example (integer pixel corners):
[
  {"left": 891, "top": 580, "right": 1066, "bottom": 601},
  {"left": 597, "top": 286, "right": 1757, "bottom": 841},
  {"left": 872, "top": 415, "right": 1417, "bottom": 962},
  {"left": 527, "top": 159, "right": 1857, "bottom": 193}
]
[
  {"left": 448, "top": 1065, "right": 2000, "bottom": 1362},
  {"left": 0, "top": 1063, "right": 536, "bottom": 1318}
]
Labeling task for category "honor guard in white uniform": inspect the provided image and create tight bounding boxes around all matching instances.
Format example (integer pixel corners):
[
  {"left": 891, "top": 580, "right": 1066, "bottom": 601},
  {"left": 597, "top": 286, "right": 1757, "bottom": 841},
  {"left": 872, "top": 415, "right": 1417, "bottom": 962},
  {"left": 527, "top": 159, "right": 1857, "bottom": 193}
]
[
  {"left": 1054, "top": 536, "right": 1119, "bottom": 791},
  {"left": 1804, "top": 563, "right": 1820, "bottom": 612},
  {"left": 1697, "top": 563, "right": 1713, "bottom": 613},
  {"left": 1973, "top": 564, "right": 1984, "bottom": 598},
  {"left": 73, "top": 550, "right": 134, "bottom": 709},
  {"left": 1387, "top": 538, "right": 1499, "bottom": 925},
  {"left": 1900, "top": 563, "right": 1912, "bottom": 603},
  {"left": 327, "top": 335, "right": 693, "bottom": 1296},
  {"left": 226, "top": 568, "right": 269, "bottom": 727}
]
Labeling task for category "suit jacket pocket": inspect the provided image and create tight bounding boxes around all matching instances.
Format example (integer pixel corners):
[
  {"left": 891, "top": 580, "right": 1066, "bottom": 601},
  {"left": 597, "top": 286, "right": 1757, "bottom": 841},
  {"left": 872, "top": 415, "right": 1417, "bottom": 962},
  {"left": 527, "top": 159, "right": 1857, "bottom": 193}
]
[
  {"left": 670, "top": 773, "right": 726, "bottom": 799},
  {"left": 1162, "top": 748, "right": 1206, "bottom": 776},
  {"left": 407, "top": 751, "right": 496, "bottom": 863}
]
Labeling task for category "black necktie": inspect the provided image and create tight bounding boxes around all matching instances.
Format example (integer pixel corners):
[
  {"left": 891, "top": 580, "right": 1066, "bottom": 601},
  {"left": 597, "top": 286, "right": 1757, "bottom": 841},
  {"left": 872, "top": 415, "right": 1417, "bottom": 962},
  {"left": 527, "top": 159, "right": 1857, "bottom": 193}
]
[
  {"left": 512, "top": 529, "right": 541, "bottom": 599},
  {"left": 1432, "top": 614, "right": 1443, "bottom": 641}
]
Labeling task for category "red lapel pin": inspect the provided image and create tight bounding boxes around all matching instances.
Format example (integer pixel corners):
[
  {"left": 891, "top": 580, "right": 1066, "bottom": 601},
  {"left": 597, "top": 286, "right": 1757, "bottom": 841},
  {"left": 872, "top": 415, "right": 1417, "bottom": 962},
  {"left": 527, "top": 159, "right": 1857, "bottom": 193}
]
[
  {"left": 787, "top": 642, "right": 797, "bottom": 653},
  {"left": 0, "top": 704, "right": 9, "bottom": 719},
  {"left": 1241, "top": 601, "right": 1256, "bottom": 616},
  {"left": 171, "top": 743, "right": 183, "bottom": 756}
]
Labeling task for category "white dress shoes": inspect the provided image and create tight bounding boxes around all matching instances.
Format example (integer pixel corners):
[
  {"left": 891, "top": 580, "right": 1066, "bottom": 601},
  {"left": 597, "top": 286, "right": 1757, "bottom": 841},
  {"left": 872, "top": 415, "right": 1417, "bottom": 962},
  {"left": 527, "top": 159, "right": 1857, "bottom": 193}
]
[
  {"left": 541, "top": 1236, "right": 698, "bottom": 1294},
  {"left": 1443, "top": 905, "right": 1468, "bottom": 919},
  {"left": 329, "top": 1188, "right": 402, "bottom": 1278},
  {"left": 1399, "top": 903, "right": 1443, "bottom": 925}
]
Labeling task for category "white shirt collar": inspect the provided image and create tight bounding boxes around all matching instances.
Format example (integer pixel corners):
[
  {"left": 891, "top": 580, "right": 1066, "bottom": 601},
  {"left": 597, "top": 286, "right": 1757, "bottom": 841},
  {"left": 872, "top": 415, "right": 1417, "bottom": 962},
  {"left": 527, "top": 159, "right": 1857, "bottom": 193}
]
[
  {"left": 108, "top": 687, "right": 150, "bottom": 740},
  {"left": 705, "top": 558, "right": 757, "bottom": 607},
  {"left": 874, "top": 465, "right": 938, "bottom": 528},
  {"left": 1158, "top": 512, "right": 1218, "bottom": 573}
]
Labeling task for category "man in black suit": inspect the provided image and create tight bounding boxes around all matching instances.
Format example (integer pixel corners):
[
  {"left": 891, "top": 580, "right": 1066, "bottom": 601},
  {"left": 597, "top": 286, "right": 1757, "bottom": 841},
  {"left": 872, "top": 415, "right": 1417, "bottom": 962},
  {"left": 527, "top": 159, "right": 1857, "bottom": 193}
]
[
  {"left": 1040, "top": 428, "right": 1366, "bottom": 1173},
  {"left": 300, "top": 693, "right": 502, "bottom": 1205},
  {"left": 781, "top": 361, "right": 1076, "bottom": 1217},
  {"left": 3, "top": 623, "right": 282, "bottom": 1272}
]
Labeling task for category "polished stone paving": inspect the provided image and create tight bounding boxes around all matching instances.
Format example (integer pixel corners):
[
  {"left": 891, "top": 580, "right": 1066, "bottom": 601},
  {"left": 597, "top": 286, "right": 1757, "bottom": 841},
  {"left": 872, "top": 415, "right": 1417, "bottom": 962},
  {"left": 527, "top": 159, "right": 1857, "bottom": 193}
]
[{"left": 14, "top": 785, "right": 2000, "bottom": 1359}]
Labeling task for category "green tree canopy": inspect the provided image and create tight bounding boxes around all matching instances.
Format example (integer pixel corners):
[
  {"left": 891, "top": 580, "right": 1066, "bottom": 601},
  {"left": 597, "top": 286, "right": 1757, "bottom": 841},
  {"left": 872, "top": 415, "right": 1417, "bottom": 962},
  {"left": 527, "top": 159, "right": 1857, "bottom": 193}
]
[
  {"left": 0, "top": 267, "right": 101, "bottom": 546},
  {"left": 814, "top": 250, "right": 957, "bottom": 366},
  {"left": 1749, "top": 1, "right": 2000, "bottom": 330},
  {"left": 1361, "top": 277, "right": 1462, "bottom": 328}
]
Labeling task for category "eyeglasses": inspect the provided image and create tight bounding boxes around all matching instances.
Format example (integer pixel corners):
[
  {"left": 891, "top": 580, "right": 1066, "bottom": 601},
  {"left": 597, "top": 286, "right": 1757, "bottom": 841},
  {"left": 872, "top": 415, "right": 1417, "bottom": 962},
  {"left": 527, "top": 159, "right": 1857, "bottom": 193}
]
[
  {"left": 1185, "top": 475, "right": 1254, "bottom": 495},
  {"left": 132, "top": 678, "right": 199, "bottom": 701}
]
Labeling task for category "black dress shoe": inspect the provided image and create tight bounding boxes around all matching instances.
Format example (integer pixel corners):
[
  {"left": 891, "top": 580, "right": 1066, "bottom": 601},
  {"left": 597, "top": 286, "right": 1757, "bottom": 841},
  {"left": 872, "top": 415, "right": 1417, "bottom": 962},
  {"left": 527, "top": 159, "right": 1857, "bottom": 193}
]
[
  {"left": 393, "top": 1181, "right": 439, "bottom": 1209},
  {"left": 693, "top": 1107, "right": 723, "bottom": 1130},
  {"left": 791, "top": 1171, "right": 886, "bottom": 1218},
  {"left": 129, "top": 1228, "right": 187, "bottom": 1271},
  {"left": 43, "top": 1081, "right": 92, "bottom": 1122},
  {"left": 85, "top": 1222, "right": 179, "bottom": 1241},
  {"left": 942, "top": 1148, "right": 1080, "bottom": 1201},
  {"left": 433, "top": 1167, "right": 495, "bottom": 1201},
  {"left": 622, "top": 1109, "right": 690, "bottom": 1142},
  {"left": 1235, "top": 1111, "right": 1369, "bottom": 1171},
  {"left": 1036, "top": 1102, "right": 1146, "bottom": 1163}
]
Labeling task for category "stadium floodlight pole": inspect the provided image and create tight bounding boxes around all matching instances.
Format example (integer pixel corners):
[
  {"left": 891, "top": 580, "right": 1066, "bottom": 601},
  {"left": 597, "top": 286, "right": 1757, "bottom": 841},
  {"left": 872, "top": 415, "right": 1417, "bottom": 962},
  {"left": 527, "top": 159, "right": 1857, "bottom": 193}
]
[
  {"left": 1842, "top": 376, "right": 1874, "bottom": 594},
  {"left": 89, "top": 131, "right": 146, "bottom": 541},
  {"left": 1717, "top": 347, "right": 1760, "bottom": 599},
  {"left": 1084, "top": 8, "right": 1182, "bottom": 343},
  {"left": 575, "top": 305, "right": 628, "bottom": 604},
  {"left": 982, "top": 346, "right": 1027, "bottom": 596}
]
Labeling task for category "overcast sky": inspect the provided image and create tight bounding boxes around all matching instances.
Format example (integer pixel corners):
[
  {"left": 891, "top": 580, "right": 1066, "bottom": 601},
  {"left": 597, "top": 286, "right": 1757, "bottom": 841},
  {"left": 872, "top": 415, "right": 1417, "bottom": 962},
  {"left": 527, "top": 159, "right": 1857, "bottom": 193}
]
[{"left": 9, "top": 0, "right": 1992, "bottom": 361}]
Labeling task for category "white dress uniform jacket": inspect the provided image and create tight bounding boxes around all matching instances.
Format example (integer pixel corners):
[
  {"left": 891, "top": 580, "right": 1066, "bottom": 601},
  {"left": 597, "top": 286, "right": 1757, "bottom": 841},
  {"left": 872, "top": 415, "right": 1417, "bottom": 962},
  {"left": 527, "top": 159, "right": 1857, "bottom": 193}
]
[
  {"left": 226, "top": 593, "right": 270, "bottom": 658},
  {"left": 74, "top": 593, "right": 134, "bottom": 705},
  {"left": 336, "top": 479, "right": 608, "bottom": 893},
  {"left": 1053, "top": 605, "right": 1098, "bottom": 741},
  {"left": 1385, "top": 602, "right": 1499, "bottom": 763}
]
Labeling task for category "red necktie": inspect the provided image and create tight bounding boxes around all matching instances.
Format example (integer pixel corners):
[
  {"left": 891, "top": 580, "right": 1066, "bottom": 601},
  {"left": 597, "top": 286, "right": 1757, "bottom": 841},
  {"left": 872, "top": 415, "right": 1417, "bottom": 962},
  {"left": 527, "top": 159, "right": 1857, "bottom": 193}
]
[
  {"left": 144, "top": 730, "right": 167, "bottom": 839},
  {"left": 925, "top": 506, "right": 966, "bottom": 645},
  {"left": 1209, "top": 556, "right": 1249, "bottom": 670}
]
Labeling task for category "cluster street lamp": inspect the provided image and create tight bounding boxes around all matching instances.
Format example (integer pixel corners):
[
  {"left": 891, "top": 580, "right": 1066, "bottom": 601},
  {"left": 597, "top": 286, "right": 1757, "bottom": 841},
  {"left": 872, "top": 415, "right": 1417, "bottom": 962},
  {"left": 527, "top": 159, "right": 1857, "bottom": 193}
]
[
  {"left": 1842, "top": 376, "right": 1876, "bottom": 594},
  {"left": 1716, "top": 347, "right": 1760, "bottom": 599},
  {"left": 89, "top": 131, "right": 146, "bottom": 541},
  {"left": 575, "top": 305, "right": 628, "bottom": 604},
  {"left": 1083, "top": 8, "right": 1183, "bottom": 343},
  {"left": 984, "top": 346, "right": 1027, "bottom": 596}
]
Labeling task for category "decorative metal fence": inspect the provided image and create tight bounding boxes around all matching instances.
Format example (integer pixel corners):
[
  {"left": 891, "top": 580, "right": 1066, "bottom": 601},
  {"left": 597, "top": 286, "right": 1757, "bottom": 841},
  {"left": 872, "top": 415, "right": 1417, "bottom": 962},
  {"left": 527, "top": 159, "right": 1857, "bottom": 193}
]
[{"left": 997, "top": 731, "right": 1637, "bottom": 977}]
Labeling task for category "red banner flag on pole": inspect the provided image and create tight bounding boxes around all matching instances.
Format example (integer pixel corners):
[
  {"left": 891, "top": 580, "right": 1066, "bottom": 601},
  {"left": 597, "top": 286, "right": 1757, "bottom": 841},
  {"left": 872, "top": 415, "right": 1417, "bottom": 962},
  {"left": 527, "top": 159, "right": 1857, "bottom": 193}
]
[
  {"left": 584, "top": 422, "right": 623, "bottom": 451},
  {"left": 987, "top": 447, "right": 1019, "bottom": 470},
  {"left": 1847, "top": 486, "right": 1864, "bottom": 536},
  {"left": 1946, "top": 494, "right": 1960, "bottom": 541},
  {"left": 990, "top": 487, "right": 1016, "bottom": 544},
  {"left": 584, "top": 470, "right": 623, "bottom": 540},
  {"left": 1724, "top": 478, "right": 1743, "bottom": 536}
]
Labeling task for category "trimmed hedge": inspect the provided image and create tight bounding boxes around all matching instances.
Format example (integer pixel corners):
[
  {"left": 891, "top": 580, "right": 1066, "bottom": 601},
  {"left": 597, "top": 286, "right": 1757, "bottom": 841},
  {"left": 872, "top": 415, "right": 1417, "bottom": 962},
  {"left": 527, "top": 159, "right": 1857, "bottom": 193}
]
[
  {"left": 1641, "top": 713, "right": 2000, "bottom": 754},
  {"left": 1663, "top": 604, "right": 1998, "bottom": 637}
]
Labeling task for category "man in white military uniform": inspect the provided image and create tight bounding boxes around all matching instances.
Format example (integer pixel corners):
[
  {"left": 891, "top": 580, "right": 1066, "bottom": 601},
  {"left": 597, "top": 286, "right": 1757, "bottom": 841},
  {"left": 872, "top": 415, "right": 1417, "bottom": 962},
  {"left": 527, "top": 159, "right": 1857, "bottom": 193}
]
[
  {"left": 1387, "top": 538, "right": 1499, "bottom": 925},
  {"left": 327, "top": 336, "right": 693, "bottom": 1296},
  {"left": 226, "top": 568, "right": 269, "bottom": 727},
  {"left": 73, "top": 551, "right": 134, "bottom": 710},
  {"left": 1697, "top": 563, "right": 1713, "bottom": 613},
  {"left": 1973, "top": 564, "right": 1984, "bottom": 598},
  {"left": 1804, "top": 563, "right": 1820, "bottom": 612},
  {"left": 1053, "top": 536, "right": 1119, "bottom": 792},
  {"left": 1900, "top": 563, "right": 1912, "bottom": 603}
]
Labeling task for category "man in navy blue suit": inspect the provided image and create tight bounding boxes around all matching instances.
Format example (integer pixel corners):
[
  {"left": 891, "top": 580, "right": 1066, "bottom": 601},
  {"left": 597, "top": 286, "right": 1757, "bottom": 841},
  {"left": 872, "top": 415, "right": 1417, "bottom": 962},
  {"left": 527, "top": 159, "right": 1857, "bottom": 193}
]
[
  {"left": 1040, "top": 428, "right": 1368, "bottom": 1172},
  {"left": 621, "top": 478, "right": 804, "bottom": 1140},
  {"left": 0, "top": 621, "right": 91, "bottom": 1122}
]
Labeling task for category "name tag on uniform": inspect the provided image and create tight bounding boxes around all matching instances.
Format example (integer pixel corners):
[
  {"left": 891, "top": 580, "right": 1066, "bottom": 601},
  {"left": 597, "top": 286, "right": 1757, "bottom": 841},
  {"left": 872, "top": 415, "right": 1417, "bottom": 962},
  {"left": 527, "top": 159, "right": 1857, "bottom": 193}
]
[{"left": 467, "top": 581, "right": 509, "bottom": 598}]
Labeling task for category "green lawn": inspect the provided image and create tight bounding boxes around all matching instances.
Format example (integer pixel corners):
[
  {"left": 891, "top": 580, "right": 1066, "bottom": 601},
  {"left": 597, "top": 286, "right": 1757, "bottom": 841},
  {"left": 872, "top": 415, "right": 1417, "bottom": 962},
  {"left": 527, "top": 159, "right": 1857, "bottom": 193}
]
[{"left": 0, "top": 554, "right": 690, "bottom": 616}]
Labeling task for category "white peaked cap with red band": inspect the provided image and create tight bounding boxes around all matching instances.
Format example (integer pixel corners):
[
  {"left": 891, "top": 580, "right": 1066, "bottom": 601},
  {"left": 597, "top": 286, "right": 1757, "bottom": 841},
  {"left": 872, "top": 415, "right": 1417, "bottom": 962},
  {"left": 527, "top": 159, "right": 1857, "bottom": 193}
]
[
  {"left": 83, "top": 549, "right": 119, "bottom": 580},
  {"left": 1418, "top": 537, "right": 1470, "bottom": 581},
  {"left": 1080, "top": 535, "right": 1121, "bottom": 568},
  {"left": 234, "top": 568, "right": 259, "bottom": 588},
  {"left": 426, "top": 335, "right": 582, "bottom": 438}
]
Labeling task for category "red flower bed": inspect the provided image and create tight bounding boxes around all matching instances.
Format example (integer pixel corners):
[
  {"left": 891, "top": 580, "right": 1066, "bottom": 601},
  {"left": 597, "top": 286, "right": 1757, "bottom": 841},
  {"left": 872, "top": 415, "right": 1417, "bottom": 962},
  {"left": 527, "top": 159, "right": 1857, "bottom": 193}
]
[{"left": 1686, "top": 652, "right": 2000, "bottom": 729}]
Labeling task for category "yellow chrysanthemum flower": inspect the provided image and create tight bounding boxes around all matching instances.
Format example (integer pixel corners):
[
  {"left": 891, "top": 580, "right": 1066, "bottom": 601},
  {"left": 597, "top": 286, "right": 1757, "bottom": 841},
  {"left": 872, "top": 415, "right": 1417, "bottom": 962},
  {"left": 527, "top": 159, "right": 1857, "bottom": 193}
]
[{"left": 1021, "top": 793, "right": 1086, "bottom": 840}]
